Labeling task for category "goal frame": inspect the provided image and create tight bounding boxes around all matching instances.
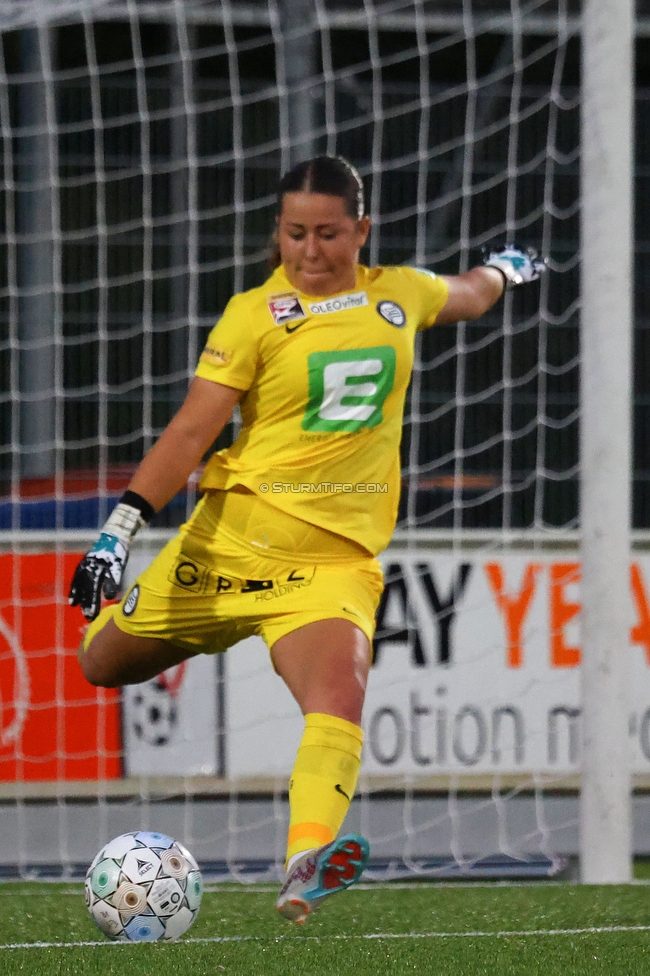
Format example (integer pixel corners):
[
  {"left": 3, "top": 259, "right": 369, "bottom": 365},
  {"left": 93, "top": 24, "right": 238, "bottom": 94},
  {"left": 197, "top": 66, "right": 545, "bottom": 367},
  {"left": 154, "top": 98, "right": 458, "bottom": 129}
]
[{"left": 579, "top": 0, "right": 634, "bottom": 884}]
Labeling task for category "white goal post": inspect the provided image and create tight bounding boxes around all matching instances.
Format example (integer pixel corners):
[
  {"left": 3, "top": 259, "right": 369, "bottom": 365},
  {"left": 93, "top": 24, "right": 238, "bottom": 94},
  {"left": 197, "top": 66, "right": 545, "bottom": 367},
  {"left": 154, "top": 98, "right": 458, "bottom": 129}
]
[{"left": 579, "top": 0, "right": 634, "bottom": 884}]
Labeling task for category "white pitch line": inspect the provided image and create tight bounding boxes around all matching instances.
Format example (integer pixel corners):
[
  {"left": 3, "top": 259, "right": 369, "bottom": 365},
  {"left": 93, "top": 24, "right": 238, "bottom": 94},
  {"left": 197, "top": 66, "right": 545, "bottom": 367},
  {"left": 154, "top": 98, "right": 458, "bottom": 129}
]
[
  {"left": 3, "top": 925, "right": 650, "bottom": 950},
  {"left": 4, "top": 879, "right": 650, "bottom": 900}
]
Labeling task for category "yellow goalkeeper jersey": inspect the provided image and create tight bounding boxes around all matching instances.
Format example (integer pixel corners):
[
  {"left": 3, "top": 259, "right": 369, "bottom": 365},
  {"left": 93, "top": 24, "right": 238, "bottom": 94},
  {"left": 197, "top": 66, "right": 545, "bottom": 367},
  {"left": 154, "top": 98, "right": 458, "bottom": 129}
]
[{"left": 195, "top": 263, "right": 448, "bottom": 555}]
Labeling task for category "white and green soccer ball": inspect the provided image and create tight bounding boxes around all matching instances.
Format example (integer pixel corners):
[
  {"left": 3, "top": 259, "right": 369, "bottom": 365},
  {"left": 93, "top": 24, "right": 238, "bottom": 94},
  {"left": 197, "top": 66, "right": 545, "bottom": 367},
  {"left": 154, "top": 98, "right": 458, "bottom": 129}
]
[{"left": 85, "top": 831, "right": 203, "bottom": 942}]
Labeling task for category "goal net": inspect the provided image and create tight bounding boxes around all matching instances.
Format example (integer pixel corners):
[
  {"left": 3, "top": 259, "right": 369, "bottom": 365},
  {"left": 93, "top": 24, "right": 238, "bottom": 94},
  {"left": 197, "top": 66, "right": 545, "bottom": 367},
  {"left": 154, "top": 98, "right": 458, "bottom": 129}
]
[{"left": 0, "top": 0, "right": 640, "bottom": 881}]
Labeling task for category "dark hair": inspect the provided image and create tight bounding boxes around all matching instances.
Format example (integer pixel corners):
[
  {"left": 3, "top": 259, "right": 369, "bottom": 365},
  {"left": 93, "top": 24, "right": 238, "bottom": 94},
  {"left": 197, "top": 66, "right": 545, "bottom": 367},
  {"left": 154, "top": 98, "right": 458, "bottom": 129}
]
[
  {"left": 277, "top": 155, "right": 365, "bottom": 220},
  {"left": 268, "top": 155, "right": 365, "bottom": 269}
]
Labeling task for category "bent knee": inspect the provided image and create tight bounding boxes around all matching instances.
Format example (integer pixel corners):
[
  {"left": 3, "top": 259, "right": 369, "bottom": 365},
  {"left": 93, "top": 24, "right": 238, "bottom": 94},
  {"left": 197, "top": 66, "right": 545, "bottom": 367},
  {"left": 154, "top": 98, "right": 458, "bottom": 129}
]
[
  {"left": 78, "top": 617, "right": 192, "bottom": 687},
  {"left": 78, "top": 640, "right": 122, "bottom": 688},
  {"left": 77, "top": 612, "right": 129, "bottom": 687},
  {"left": 81, "top": 661, "right": 122, "bottom": 689}
]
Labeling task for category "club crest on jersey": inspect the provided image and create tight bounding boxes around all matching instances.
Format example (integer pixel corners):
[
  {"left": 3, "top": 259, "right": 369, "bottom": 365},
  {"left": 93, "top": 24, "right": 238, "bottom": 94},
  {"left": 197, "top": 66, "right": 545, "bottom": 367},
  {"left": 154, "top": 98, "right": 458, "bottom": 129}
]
[
  {"left": 267, "top": 293, "right": 306, "bottom": 326},
  {"left": 377, "top": 300, "right": 406, "bottom": 327},
  {"left": 123, "top": 584, "right": 140, "bottom": 617}
]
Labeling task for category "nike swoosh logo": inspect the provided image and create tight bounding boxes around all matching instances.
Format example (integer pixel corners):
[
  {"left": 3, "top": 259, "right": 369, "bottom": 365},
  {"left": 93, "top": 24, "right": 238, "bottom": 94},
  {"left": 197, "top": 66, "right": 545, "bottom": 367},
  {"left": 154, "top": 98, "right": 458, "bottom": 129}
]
[
  {"left": 285, "top": 320, "right": 307, "bottom": 334},
  {"left": 335, "top": 783, "right": 351, "bottom": 801},
  {"left": 342, "top": 606, "right": 359, "bottom": 617}
]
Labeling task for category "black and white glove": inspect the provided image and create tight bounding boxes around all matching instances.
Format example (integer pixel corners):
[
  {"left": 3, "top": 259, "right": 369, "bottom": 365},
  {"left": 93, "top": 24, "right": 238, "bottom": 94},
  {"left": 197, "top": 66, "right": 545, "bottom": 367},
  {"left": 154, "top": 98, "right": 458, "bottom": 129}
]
[
  {"left": 68, "top": 491, "right": 154, "bottom": 621},
  {"left": 483, "top": 243, "right": 546, "bottom": 288}
]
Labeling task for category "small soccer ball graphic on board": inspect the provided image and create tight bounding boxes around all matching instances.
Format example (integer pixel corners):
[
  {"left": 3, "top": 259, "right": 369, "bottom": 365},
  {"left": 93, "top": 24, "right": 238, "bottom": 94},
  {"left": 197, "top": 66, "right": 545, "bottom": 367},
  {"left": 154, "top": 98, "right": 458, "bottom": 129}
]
[
  {"left": 85, "top": 831, "right": 203, "bottom": 942},
  {"left": 131, "top": 680, "right": 179, "bottom": 746}
]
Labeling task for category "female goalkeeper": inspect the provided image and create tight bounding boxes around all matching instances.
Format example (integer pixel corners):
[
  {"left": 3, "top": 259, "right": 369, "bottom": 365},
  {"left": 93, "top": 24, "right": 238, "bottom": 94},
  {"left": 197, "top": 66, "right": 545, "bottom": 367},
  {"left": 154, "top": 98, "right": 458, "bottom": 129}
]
[{"left": 69, "top": 154, "right": 544, "bottom": 923}]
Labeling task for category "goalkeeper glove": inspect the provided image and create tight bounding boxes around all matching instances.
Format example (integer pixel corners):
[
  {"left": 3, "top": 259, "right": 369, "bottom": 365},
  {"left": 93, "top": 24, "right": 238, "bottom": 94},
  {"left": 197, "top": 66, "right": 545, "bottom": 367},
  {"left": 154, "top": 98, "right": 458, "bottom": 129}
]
[
  {"left": 483, "top": 243, "right": 546, "bottom": 288},
  {"left": 68, "top": 491, "right": 155, "bottom": 622}
]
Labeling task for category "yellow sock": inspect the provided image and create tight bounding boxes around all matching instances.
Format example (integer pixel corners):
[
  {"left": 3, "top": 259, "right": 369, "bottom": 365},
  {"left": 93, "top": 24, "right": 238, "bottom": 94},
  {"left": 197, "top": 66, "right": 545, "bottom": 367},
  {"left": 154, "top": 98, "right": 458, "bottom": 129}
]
[{"left": 286, "top": 712, "right": 363, "bottom": 867}]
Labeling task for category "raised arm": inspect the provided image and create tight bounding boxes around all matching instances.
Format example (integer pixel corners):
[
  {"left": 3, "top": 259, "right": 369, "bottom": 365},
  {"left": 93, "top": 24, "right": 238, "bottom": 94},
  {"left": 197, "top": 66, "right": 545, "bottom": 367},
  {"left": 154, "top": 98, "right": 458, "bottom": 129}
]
[
  {"left": 434, "top": 244, "right": 546, "bottom": 326},
  {"left": 435, "top": 266, "right": 505, "bottom": 325}
]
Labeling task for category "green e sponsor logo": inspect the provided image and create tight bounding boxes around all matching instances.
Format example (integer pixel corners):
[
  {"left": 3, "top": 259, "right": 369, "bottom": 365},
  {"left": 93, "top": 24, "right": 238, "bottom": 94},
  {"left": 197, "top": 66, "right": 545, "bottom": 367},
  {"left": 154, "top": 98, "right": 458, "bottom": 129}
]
[{"left": 303, "top": 346, "right": 396, "bottom": 432}]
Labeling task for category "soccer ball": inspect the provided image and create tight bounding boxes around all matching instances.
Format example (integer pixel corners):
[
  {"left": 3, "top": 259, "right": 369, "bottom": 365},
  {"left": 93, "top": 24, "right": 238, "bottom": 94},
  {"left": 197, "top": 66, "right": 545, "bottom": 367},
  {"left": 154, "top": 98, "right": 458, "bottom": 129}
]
[{"left": 85, "top": 831, "right": 203, "bottom": 942}]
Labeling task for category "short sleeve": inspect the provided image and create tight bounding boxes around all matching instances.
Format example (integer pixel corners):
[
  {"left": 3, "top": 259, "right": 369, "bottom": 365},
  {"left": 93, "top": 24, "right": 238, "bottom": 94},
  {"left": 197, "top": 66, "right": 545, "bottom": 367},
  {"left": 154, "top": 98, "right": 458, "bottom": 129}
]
[
  {"left": 408, "top": 267, "right": 449, "bottom": 330},
  {"left": 195, "top": 293, "right": 258, "bottom": 391}
]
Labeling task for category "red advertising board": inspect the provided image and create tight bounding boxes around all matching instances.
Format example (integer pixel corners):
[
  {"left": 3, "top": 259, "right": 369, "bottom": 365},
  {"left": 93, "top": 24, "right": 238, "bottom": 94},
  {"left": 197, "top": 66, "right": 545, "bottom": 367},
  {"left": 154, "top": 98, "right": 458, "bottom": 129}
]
[{"left": 0, "top": 552, "right": 121, "bottom": 781}]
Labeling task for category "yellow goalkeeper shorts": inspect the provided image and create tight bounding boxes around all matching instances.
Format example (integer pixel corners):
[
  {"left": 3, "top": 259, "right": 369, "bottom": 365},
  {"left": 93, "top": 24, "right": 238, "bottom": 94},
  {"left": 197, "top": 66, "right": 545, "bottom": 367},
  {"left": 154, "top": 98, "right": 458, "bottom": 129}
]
[{"left": 101, "top": 489, "right": 383, "bottom": 655}]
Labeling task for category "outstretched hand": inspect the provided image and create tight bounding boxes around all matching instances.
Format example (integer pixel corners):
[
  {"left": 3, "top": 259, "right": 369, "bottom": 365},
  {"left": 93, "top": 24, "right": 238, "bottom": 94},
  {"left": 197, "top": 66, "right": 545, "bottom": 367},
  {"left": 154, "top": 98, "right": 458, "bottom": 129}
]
[
  {"left": 483, "top": 244, "right": 546, "bottom": 288},
  {"left": 68, "top": 532, "right": 129, "bottom": 621}
]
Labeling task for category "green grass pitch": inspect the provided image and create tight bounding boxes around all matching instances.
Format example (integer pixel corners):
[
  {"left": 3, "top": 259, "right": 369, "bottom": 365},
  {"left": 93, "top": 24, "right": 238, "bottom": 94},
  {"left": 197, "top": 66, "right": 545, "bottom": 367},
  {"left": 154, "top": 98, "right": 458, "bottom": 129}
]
[{"left": 2, "top": 878, "right": 650, "bottom": 975}]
